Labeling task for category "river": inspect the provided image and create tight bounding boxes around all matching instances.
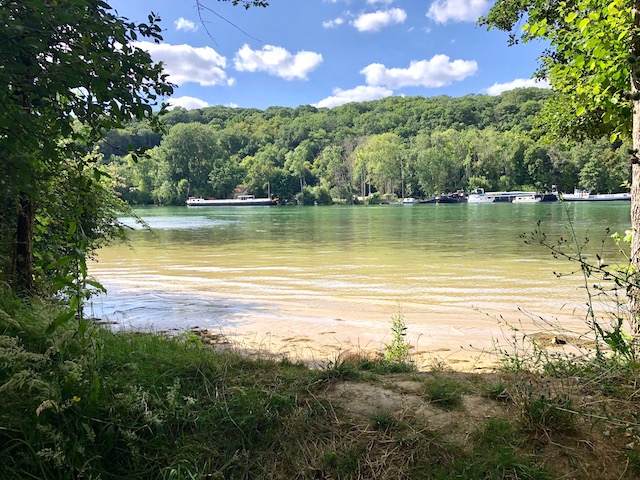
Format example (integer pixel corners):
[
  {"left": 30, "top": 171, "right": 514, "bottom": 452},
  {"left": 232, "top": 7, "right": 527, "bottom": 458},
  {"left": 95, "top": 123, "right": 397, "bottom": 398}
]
[{"left": 88, "top": 202, "right": 630, "bottom": 368}]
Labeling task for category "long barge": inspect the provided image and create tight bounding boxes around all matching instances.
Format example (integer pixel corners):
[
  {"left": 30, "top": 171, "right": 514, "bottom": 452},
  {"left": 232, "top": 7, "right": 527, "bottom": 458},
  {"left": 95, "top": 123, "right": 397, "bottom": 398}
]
[
  {"left": 466, "top": 189, "right": 557, "bottom": 203},
  {"left": 186, "top": 195, "right": 275, "bottom": 206},
  {"left": 560, "top": 190, "right": 631, "bottom": 202}
]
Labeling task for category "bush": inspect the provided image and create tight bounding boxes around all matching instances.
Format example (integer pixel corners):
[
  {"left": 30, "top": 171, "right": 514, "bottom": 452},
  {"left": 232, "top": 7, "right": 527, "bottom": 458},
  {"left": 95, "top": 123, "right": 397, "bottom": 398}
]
[
  {"left": 296, "top": 186, "right": 334, "bottom": 205},
  {"left": 296, "top": 186, "right": 316, "bottom": 205}
]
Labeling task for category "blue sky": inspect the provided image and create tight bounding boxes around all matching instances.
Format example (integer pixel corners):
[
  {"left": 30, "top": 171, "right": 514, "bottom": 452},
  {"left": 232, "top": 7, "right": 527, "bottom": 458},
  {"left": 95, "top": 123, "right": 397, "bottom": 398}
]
[{"left": 107, "top": 0, "right": 549, "bottom": 110}]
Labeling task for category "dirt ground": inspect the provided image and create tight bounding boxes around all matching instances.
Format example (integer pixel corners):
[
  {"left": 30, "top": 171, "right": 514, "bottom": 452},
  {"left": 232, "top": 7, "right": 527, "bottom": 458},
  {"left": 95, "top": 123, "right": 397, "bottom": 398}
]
[{"left": 193, "top": 327, "right": 640, "bottom": 480}]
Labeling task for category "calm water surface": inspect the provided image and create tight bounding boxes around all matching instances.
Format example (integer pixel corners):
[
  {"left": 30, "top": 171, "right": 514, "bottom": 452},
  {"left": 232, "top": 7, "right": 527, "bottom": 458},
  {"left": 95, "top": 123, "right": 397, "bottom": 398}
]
[{"left": 89, "top": 203, "right": 630, "bottom": 356}]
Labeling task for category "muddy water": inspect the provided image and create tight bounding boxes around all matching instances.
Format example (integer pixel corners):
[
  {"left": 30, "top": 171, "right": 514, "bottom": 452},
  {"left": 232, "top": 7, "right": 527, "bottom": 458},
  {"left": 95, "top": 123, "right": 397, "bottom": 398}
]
[{"left": 88, "top": 202, "right": 630, "bottom": 367}]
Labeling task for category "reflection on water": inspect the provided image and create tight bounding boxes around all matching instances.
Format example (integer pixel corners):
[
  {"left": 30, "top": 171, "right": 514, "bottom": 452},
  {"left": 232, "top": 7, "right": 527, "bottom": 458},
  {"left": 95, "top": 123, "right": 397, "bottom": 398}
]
[{"left": 89, "top": 203, "right": 630, "bottom": 349}]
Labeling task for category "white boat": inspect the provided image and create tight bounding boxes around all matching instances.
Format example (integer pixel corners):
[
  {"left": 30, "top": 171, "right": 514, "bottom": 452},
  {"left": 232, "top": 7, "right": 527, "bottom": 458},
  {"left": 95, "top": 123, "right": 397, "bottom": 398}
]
[
  {"left": 467, "top": 188, "right": 554, "bottom": 203},
  {"left": 512, "top": 194, "right": 542, "bottom": 203},
  {"left": 402, "top": 197, "right": 419, "bottom": 205},
  {"left": 560, "top": 189, "right": 631, "bottom": 202},
  {"left": 467, "top": 188, "right": 528, "bottom": 203},
  {"left": 186, "top": 195, "right": 275, "bottom": 206},
  {"left": 467, "top": 193, "right": 495, "bottom": 203}
]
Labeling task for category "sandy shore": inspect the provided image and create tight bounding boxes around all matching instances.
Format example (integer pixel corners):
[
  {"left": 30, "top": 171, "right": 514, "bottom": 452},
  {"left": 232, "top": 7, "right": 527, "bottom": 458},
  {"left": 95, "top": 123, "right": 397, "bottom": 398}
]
[
  {"left": 90, "top": 281, "right": 598, "bottom": 372},
  {"left": 192, "top": 305, "right": 595, "bottom": 372}
]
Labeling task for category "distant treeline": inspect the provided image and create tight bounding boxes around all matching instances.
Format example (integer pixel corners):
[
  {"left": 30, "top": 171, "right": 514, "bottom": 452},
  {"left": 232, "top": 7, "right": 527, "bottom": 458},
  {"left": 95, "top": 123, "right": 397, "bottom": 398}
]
[{"left": 100, "top": 88, "right": 630, "bottom": 205}]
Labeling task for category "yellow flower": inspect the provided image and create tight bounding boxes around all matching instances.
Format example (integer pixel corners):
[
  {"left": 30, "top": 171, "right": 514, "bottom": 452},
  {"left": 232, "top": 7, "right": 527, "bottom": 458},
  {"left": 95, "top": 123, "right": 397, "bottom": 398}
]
[{"left": 72, "top": 396, "right": 81, "bottom": 403}]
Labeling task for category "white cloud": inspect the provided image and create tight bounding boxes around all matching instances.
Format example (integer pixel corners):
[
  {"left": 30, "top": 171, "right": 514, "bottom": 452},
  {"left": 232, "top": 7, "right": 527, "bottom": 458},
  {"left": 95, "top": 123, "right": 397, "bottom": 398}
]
[
  {"left": 352, "top": 8, "right": 407, "bottom": 32},
  {"left": 361, "top": 55, "right": 477, "bottom": 89},
  {"left": 486, "top": 78, "right": 551, "bottom": 95},
  {"left": 315, "top": 53, "right": 478, "bottom": 109},
  {"left": 322, "top": 17, "right": 345, "bottom": 28},
  {"left": 168, "top": 96, "right": 210, "bottom": 110},
  {"left": 174, "top": 17, "right": 198, "bottom": 32},
  {"left": 314, "top": 85, "right": 393, "bottom": 108},
  {"left": 426, "top": 0, "right": 491, "bottom": 24},
  {"left": 367, "top": 0, "right": 395, "bottom": 4},
  {"left": 132, "top": 41, "right": 233, "bottom": 87},
  {"left": 233, "top": 44, "right": 323, "bottom": 80}
]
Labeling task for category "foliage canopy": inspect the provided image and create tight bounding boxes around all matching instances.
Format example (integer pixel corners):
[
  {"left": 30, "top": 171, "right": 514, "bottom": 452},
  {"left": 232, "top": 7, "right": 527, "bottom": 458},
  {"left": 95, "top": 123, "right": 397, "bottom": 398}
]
[
  {"left": 0, "top": 0, "right": 173, "bottom": 294},
  {"left": 480, "top": 0, "right": 634, "bottom": 142}
]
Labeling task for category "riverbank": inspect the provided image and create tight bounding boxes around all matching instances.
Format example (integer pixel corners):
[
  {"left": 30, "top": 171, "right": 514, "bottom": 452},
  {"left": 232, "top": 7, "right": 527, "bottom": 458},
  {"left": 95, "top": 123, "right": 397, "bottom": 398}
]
[
  {"left": 2, "top": 292, "right": 639, "bottom": 479},
  {"left": 89, "top": 279, "right": 594, "bottom": 374},
  {"left": 189, "top": 307, "right": 595, "bottom": 373}
]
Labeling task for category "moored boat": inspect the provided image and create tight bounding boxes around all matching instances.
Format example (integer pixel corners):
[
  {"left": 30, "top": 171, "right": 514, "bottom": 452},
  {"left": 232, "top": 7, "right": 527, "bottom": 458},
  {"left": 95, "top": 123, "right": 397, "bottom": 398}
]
[
  {"left": 436, "top": 191, "right": 467, "bottom": 203},
  {"left": 467, "top": 188, "right": 520, "bottom": 203},
  {"left": 186, "top": 195, "right": 275, "bottom": 206},
  {"left": 512, "top": 194, "right": 542, "bottom": 203},
  {"left": 467, "top": 188, "right": 557, "bottom": 203},
  {"left": 560, "top": 189, "right": 631, "bottom": 202}
]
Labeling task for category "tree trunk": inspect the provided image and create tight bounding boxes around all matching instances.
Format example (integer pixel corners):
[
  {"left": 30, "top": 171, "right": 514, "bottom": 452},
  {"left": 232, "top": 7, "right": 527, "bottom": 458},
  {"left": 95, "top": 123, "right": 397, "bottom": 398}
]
[
  {"left": 15, "top": 193, "right": 35, "bottom": 293},
  {"left": 630, "top": 0, "right": 640, "bottom": 335}
]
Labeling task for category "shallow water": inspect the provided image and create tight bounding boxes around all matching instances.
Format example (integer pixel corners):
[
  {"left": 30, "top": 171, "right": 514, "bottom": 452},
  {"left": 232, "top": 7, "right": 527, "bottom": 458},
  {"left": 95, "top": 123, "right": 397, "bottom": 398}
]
[{"left": 88, "top": 202, "right": 630, "bottom": 362}]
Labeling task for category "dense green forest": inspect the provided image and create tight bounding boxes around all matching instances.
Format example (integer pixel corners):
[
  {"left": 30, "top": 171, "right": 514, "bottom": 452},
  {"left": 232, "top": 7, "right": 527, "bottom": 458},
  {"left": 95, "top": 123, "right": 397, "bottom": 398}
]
[{"left": 100, "top": 88, "right": 631, "bottom": 206}]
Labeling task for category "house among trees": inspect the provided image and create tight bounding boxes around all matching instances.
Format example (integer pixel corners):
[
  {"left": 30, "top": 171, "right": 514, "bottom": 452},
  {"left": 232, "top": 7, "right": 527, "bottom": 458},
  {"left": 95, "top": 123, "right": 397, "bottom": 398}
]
[{"left": 233, "top": 186, "right": 251, "bottom": 199}]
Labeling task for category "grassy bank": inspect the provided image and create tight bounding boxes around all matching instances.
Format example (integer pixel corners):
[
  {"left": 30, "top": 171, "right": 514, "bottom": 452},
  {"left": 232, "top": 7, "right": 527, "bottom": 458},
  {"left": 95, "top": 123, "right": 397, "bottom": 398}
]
[{"left": 1, "top": 292, "right": 640, "bottom": 479}]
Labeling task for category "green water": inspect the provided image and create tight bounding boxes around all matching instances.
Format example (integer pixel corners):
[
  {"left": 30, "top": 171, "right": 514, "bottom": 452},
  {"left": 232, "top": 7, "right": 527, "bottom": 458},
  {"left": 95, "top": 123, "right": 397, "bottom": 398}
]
[{"left": 89, "top": 202, "right": 630, "bottom": 340}]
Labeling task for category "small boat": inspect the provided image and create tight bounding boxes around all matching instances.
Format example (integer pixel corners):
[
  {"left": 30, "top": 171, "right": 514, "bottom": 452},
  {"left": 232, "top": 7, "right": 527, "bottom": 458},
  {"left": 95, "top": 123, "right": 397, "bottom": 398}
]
[
  {"left": 436, "top": 191, "right": 467, "bottom": 204},
  {"left": 467, "top": 193, "right": 495, "bottom": 203},
  {"left": 467, "top": 188, "right": 498, "bottom": 203},
  {"left": 402, "top": 197, "right": 419, "bottom": 205},
  {"left": 186, "top": 195, "right": 275, "bottom": 206},
  {"left": 512, "top": 194, "right": 542, "bottom": 203},
  {"left": 560, "top": 189, "right": 631, "bottom": 202}
]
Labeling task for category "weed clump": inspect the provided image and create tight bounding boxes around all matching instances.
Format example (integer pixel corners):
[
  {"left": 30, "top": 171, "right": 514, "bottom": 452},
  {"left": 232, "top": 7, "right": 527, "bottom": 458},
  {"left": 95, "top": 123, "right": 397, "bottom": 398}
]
[
  {"left": 423, "top": 376, "right": 466, "bottom": 409},
  {"left": 384, "top": 306, "right": 414, "bottom": 368}
]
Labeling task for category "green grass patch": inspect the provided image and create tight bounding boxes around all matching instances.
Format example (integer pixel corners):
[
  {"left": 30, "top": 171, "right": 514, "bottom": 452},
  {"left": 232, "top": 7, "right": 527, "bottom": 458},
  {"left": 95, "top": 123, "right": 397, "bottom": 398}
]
[
  {"left": 517, "top": 394, "right": 577, "bottom": 435},
  {"left": 423, "top": 376, "right": 466, "bottom": 409}
]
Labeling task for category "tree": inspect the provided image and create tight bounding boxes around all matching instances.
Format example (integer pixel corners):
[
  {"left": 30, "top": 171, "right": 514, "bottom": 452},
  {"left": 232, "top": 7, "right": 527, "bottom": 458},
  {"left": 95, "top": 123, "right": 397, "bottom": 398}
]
[
  {"left": 355, "top": 133, "right": 404, "bottom": 197},
  {"left": 1, "top": 0, "right": 173, "bottom": 293},
  {"left": 209, "top": 157, "right": 243, "bottom": 199},
  {"left": 523, "top": 144, "right": 554, "bottom": 191},
  {"left": 152, "top": 123, "right": 225, "bottom": 200},
  {"left": 284, "top": 140, "right": 314, "bottom": 191},
  {"left": 481, "top": 0, "right": 640, "bottom": 329},
  {"left": 413, "top": 129, "right": 468, "bottom": 195},
  {"left": 241, "top": 144, "right": 282, "bottom": 197},
  {"left": 313, "top": 145, "right": 353, "bottom": 202}
]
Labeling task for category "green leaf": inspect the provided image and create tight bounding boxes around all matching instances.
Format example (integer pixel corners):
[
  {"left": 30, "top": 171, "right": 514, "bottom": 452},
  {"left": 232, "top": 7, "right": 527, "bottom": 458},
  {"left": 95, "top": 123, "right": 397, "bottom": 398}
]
[
  {"left": 90, "top": 373, "right": 101, "bottom": 403},
  {"left": 46, "top": 308, "right": 75, "bottom": 334},
  {"left": 85, "top": 279, "right": 107, "bottom": 292},
  {"left": 578, "top": 17, "right": 591, "bottom": 31},
  {"left": 46, "top": 255, "right": 75, "bottom": 270},
  {"left": 565, "top": 12, "right": 578, "bottom": 23}
]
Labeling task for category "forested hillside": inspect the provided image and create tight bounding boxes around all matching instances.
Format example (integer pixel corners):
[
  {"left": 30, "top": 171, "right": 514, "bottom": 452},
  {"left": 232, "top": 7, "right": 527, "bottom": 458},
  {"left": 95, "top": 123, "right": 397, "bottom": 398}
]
[{"left": 100, "top": 88, "right": 631, "bottom": 205}]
